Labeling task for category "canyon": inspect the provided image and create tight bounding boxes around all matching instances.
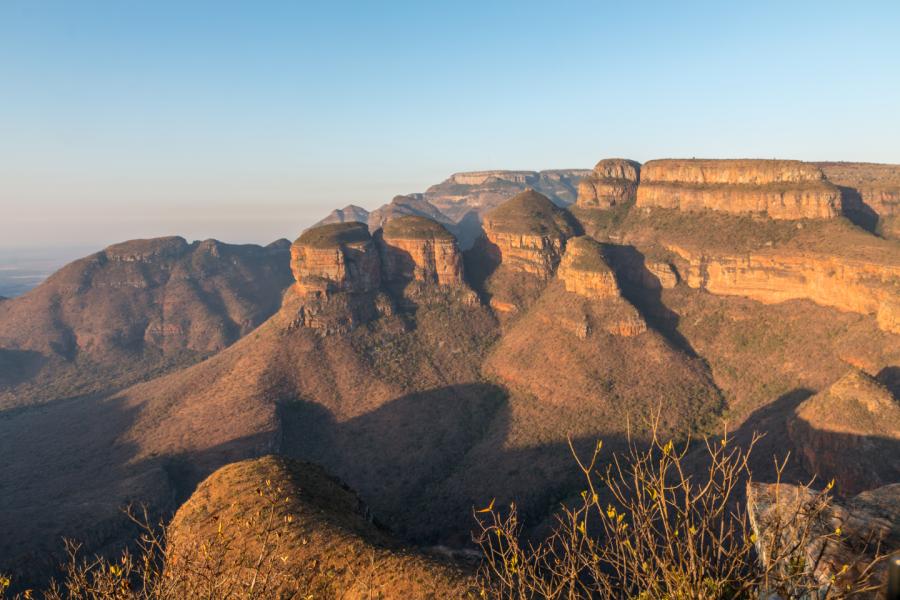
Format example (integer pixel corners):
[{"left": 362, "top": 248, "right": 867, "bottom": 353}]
[{"left": 1, "top": 157, "right": 899, "bottom": 596}]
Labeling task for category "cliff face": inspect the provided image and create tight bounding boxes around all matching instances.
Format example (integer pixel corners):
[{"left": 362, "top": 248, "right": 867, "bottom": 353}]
[
  {"left": 557, "top": 236, "right": 619, "bottom": 298},
  {"left": 378, "top": 216, "right": 464, "bottom": 287},
  {"left": 482, "top": 190, "right": 579, "bottom": 279},
  {"left": 788, "top": 370, "right": 900, "bottom": 495},
  {"left": 668, "top": 244, "right": 900, "bottom": 334},
  {"left": 636, "top": 159, "right": 841, "bottom": 219},
  {"left": 290, "top": 222, "right": 385, "bottom": 332},
  {"left": 576, "top": 158, "right": 641, "bottom": 209}
]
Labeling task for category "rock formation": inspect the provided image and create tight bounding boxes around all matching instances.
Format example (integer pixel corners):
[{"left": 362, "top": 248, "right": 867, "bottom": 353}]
[
  {"left": 167, "top": 456, "right": 475, "bottom": 599},
  {"left": 668, "top": 244, "right": 900, "bottom": 335},
  {"left": 788, "top": 369, "right": 900, "bottom": 494},
  {"left": 818, "top": 161, "right": 900, "bottom": 236},
  {"left": 377, "top": 216, "right": 465, "bottom": 287},
  {"left": 481, "top": 190, "right": 579, "bottom": 279},
  {"left": 636, "top": 159, "right": 841, "bottom": 219},
  {"left": 748, "top": 481, "right": 899, "bottom": 596},
  {"left": 576, "top": 158, "right": 641, "bottom": 209},
  {"left": 290, "top": 222, "right": 386, "bottom": 332},
  {"left": 556, "top": 237, "right": 647, "bottom": 336},
  {"left": 425, "top": 169, "right": 590, "bottom": 221},
  {"left": 312, "top": 204, "right": 370, "bottom": 227}
]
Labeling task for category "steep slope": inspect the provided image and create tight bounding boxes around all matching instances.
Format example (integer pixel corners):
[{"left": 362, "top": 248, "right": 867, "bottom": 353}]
[
  {"left": 636, "top": 159, "right": 841, "bottom": 219},
  {"left": 167, "top": 456, "right": 475, "bottom": 598},
  {"left": 788, "top": 369, "right": 900, "bottom": 494},
  {"left": 817, "top": 161, "right": 900, "bottom": 235},
  {"left": 312, "top": 204, "right": 370, "bottom": 227},
  {"left": 0, "top": 237, "right": 292, "bottom": 409}
]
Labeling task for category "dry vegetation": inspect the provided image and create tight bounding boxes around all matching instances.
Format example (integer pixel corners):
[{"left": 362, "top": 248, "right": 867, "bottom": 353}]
[{"left": 474, "top": 421, "right": 886, "bottom": 599}]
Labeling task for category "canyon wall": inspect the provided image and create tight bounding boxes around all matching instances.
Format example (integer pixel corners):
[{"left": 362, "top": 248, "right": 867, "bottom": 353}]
[
  {"left": 636, "top": 159, "right": 841, "bottom": 219},
  {"left": 481, "top": 190, "right": 578, "bottom": 279},
  {"left": 669, "top": 244, "right": 900, "bottom": 334},
  {"left": 576, "top": 158, "right": 641, "bottom": 209},
  {"left": 378, "top": 216, "right": 465, "bottom": 286}
]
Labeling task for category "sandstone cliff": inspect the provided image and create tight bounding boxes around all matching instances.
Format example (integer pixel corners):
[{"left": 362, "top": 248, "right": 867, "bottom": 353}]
[
  {"left": 290, "top": 222, "right": 386, "bottom": 332},
  {"left": 818, "top": 161, "right": 900, "bottom": 236},
  {"left": 556, "top": 237, "right": 647, "bottom": 336},
  {"left": 167, "top": 456, "right": 475, "bottom": 599},
  {"left": 636, "top": 159, "right": 841, "bottom": 219},
  {"left": 481, "top": 190, "right": 579, "bottom": 279},
  {"left": 576, "top": 158, "right": 641, "bottom": 209},
  {"left": 668, "top": 243, "right": 900, "bottom": 335},
  {"left": 788, "top": 369, "right": 900, "bottom": 494},
  {"left": 378, "top": 215, "right": 465, "bottom": 287}
]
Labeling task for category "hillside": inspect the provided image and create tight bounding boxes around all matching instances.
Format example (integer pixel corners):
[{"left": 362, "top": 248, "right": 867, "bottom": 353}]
[
  {"left": 0, "top": 237, "right": 292, "bottom": 409},
  {"left": 2, "top": 157, "right": 900, "bottom": 591}
]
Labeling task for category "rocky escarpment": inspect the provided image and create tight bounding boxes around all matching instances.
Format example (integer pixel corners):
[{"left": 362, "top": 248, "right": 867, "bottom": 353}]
[
  {"left": 576, "top": 158, "right": 641, "bottom": 209},
  {"left": 557, "top": 236, "right": 646, "bottom": 336},
  {"left": 748, "top": 481, "right": 899, "bottom": 595},
  {"left": 168, "top": 456, "right": 475, "bottom": 599},
  {"left": 788, "top": 370, "right": 900, "bottom": 495},
  {"left": 290, "top": 222, "right": 387, "bottom": 333},
  {"left": 312, "top": 204, "right": 370, "bottom": 227},
  {"left": 668, "top": 243, "right": 900, "bottom": 335},
  {"left": 818, "top": 161, "right": 900, "bottom": 237},
  {"left": 636, "top": 159, "right": 841, "bottom": 219},
  {"left": 481, "top": 190, "right": 579, "bottom": 279},
  {"left": 424, "top": 169, "right": 591, "bottom": 223},
  {"left": 378, "top": 216, "right": 465, "bottom": 287},
  {"left": 291, "top": 218, "right": 475, "bottom": 332}
]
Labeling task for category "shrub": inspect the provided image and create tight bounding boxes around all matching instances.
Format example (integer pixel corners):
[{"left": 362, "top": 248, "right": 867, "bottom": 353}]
[{"left": 474, "top": 421, "right": 885, "bottom": 599}]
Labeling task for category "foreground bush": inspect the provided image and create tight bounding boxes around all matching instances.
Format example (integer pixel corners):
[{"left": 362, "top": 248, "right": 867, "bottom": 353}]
[{"left": 474, "top": 425, "right": 886, "bottom": 599}]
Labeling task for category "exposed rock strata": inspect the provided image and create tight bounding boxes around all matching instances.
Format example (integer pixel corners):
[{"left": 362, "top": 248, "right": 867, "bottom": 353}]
[
  {"left": 481, "top": 190, "right": 579, "bottom": 279},
  {"left": 557, "top": 236, "right": 620, "bottom": 298},
  {"left": 788, "top": 369, "right": 900, "bottom": 494},
  {"left": 576, "top": 158, "right": 641, "bottom": 209},
  {"left": 290, "top": 222, "right": 385, "bottom": 332},
  {"left": 557, "top": 237, "right": 647, "bottom": 336},
  {"left": 636, "top": 159, "right": 841, "bottom": 219},
  {"left": 668, "top": 244, "right": 900, "bottom": 334},
  {"left": 378, "top": 216, "right": 465, "bottom": 287},
  {"left": 748, "top": 481, "right": 899, "bottom": 596}
]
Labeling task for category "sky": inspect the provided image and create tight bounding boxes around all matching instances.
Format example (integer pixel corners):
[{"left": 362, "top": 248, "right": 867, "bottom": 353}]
[{"left": 1, "top": 0, "right": 899, "bottom": 252}]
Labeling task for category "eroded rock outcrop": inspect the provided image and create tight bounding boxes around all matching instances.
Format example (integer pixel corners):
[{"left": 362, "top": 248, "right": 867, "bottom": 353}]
[
  {"left": 788, "top": 370, "right": 900, "bottom": 495},
  {"left": 557, "top": 236, "right": 619, "bottom": 298},
  {"left": 378, "top": 216, "right": 465, "bottom": 287},
  {"left": 748, "top": 481, "right": 899, "bottom": 597},
  {"left": 482, "top": 190, "right": 579, "bottom": 279},
  {"left": 636, "top": 159, "right": 841, "bottom": 219},
  {"left": 557, "top": 237, "right": 647, "bottom": 336},
  {"left": 669, "top": 244, "right": 900, "bottom": 334},
  {"left": 290, "top": 222, "right": 386, "bottom": 332},
  {"left": 576, "top": 158, "right": 641, "bottom": 209}
]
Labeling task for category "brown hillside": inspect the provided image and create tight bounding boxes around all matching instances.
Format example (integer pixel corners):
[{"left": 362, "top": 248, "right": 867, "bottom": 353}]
[
  {"left": 0, "top": 236, "right": 291, "bottom": 409},
  {"left": 167, "top": 456, "right": 476, "bottom": 599}
]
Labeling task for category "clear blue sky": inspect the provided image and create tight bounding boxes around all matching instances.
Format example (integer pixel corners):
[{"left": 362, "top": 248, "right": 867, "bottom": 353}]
[{"left": 1, "top": 0, "right": 899, "bottom": 250}]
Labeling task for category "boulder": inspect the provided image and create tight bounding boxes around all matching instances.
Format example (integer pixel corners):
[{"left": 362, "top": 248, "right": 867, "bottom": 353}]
[{"left": 748, "top": 481, "right": 899, "bottom": 597}]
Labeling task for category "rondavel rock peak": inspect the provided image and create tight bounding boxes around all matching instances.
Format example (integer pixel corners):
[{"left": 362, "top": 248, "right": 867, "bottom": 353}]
[{"left": 2, "top": 156, "right": 900, "bottom": 597}]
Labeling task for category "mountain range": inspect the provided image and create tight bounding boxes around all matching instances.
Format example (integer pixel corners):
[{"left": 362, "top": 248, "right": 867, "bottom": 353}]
[{"left": 1, "top": 158, "right": 898, "bottom": 594}]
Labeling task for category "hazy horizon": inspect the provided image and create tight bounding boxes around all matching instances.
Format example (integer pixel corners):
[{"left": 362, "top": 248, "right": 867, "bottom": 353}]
[{"left": 3, "top": 0, "right": 900, "bottom": 252}]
